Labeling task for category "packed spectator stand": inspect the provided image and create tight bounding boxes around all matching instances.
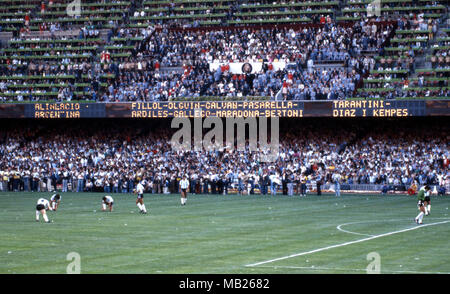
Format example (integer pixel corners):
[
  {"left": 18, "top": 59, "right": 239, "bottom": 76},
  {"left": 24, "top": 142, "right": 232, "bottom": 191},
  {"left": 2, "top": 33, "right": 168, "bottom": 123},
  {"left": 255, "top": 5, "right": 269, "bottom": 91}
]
[
  {"left": 0, "top": 118, "right": 448, "bottom": 195},
  {"left": 0, "top": 0, "right": 448, "bottom": 102}
]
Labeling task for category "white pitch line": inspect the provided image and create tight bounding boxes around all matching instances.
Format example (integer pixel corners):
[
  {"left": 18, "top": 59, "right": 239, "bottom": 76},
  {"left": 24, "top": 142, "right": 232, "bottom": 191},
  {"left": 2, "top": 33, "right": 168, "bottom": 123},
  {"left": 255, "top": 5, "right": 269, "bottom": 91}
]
[
  {"left": 246, "top": 220, "right": 450, "bottom": 267},
  {"left": 254, "top": 265, "right": 450, "bottom": 274},
  {"left": 336, "top": 222, "right": 375, "bottom": 237}
]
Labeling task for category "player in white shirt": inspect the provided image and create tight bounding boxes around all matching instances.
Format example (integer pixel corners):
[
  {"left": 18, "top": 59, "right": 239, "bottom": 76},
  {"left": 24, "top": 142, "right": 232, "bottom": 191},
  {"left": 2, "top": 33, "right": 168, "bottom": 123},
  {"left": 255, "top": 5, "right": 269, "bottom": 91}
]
[
  {"left": 102, "top": 195, "right": 114, "bottom": 212},
  {"left": 179, "top": 175, "right": 189, "bottom": 206},
  {"left": 49, "top": 193, "right": 61, "bottom": 211},
  {"left": 36, "top": 198, "right": 53, "bottom": 223},
  {"left": 133, "top": 181, "right": 148, "bottom": 214},
  {"left": 332, "top": 172, "right": 341, "bottom": 197},
  {"left": 422, "top": 185, "right": 431, "bottom": 215}
]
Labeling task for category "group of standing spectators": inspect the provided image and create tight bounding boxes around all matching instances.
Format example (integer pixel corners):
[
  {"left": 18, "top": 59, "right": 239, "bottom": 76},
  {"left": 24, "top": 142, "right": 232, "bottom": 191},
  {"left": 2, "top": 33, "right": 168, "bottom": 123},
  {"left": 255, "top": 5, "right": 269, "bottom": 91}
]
[{"left": 0, "top": 118, "right": 448, "bottom": 195}]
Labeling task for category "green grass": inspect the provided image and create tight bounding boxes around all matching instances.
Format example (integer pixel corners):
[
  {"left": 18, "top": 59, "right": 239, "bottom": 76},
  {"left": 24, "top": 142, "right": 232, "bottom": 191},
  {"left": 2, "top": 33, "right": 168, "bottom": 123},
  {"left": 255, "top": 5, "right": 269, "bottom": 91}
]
[{"left": 0, "top": 192, "right": 449, "bottom": 274}]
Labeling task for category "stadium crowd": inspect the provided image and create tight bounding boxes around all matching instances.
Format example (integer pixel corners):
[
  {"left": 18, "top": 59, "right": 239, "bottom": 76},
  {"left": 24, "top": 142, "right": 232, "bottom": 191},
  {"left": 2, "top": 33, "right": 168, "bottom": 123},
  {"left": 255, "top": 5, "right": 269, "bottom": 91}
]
[
  {"left": 0, "top": 118, "right": 448, "bottom": 195},
  {"left": 1, "top": 0, "right": 448, "bottom": 102},
  {"left": 98, "top": 20, "right": 392, "bottom": 101},
  {"left": 1, "top": 20, "right": 394, "bottom": 102}
]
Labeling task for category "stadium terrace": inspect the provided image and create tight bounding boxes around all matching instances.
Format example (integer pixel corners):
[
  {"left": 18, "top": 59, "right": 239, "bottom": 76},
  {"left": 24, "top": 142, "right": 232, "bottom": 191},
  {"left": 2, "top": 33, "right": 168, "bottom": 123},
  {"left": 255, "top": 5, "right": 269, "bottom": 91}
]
[{"left": 0, "top": 0, "right": 448, "bottom": 103}]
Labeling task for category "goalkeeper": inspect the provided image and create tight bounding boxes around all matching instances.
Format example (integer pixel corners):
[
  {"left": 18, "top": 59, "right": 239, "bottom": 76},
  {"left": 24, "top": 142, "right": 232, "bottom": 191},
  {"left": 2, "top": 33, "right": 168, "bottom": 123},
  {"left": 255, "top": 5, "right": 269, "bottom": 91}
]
[{"left": 414, "top": 185, "right": 430, "bottom": 224}]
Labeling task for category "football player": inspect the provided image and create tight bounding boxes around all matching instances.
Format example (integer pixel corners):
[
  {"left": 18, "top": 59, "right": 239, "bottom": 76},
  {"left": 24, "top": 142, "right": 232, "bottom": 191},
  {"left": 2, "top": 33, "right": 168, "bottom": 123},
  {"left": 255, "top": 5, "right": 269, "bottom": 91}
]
[
  {"left": 102, "top": 195, "right": 114, "bottom": 212},
  {"left": 333, "top": 172, "right": 341, "bottom": 197},
  {"left": 50, "top": 193, "right": 61, "bottom": 211},
  {"left": 36, "top": 198, "right": 53, "bottom": 223},
  {"left": 415, "top": 185, "right": 431, "bottom": 224},
  {"left": 423, "top": 185, "right": 432, "bottom": 215},
  {"left": 179, "top": 175, "right": 189, "bottom": 206},
  {"left": 134, "top": 181, "right": 148, "bottom": 214}
]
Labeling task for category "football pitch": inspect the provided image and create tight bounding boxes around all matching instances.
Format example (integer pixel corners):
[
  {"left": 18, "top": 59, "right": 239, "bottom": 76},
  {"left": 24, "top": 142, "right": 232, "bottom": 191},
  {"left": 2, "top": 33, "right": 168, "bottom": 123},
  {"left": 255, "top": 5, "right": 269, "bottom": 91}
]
[{"left": 0, "top": 192, "right": 449, "bottom": 274}]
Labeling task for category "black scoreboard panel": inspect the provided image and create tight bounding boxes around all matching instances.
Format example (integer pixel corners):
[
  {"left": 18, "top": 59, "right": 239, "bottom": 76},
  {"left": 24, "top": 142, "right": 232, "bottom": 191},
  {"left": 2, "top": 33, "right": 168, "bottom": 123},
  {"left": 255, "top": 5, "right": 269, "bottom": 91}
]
[
  {"left": 25, "top": 103, "right": 105, "bottom": 118},
  {"left": 0, "top": 100, "right": 448, "bottom": 118}
]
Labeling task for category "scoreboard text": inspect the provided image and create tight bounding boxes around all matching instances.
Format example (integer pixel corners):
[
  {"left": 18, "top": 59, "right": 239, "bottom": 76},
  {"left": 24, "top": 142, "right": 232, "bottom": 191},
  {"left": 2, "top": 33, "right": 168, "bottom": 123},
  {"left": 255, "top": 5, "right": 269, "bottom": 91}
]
[
  {"left": 332, "top": 100, "right": 409, "bottom": 117},
  {"left": 130, "top": 101, "right": 303, "bottom": 118},
  {"left": 33, "top": 103, "right": 82, "bottom": 118},
  {"left": 0, "top": 100, "right": 448, "bottom": 118}
]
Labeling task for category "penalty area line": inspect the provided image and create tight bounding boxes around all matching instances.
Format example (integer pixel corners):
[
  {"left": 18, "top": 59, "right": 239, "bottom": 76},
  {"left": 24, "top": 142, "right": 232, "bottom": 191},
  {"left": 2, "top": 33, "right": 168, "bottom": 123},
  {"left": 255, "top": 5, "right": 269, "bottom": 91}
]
[{"left": 245, "top": 220, "right": 450, "bottom": 268}]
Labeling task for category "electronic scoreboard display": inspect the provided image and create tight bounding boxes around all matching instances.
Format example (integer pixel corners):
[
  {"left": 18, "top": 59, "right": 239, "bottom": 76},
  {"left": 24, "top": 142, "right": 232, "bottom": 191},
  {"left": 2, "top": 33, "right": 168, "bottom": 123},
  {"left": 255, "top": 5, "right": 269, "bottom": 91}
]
[{"left": 0, "top": 100, "right": 448, "bottom": 118}]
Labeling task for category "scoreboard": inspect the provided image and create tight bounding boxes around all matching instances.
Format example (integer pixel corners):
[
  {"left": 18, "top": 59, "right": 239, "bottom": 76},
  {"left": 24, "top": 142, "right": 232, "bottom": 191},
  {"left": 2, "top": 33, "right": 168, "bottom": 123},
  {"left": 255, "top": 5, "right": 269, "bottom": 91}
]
[
  {"left": 332, "top": 100, "right": 411, "bottom": 117},
  {"left": 128, "top": 101, "right": 303, "bottom": 118},
  {"left": 0, "top": 100, "right": 448, "bottom": 118}
]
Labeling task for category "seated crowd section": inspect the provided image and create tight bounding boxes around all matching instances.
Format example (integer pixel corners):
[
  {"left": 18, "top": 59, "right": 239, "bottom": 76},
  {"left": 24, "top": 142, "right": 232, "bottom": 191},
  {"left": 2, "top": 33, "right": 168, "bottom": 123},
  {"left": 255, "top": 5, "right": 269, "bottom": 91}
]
[
  {"left": 0, "top": 118, "right": 448, "bottom": 194},
  {"left": 0, "top": 0, "right": 448, "bottom": 102}
]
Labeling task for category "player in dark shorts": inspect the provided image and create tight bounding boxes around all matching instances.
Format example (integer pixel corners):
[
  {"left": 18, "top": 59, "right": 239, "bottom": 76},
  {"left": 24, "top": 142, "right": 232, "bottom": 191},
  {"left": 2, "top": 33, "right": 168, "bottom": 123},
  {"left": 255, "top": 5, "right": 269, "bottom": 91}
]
[
  {"left": 424, "top": 187, "right": 431, "bottom": 215},
  {"left": 179, "top": 175, "right": 189, "bottom": 206},
  {"left": 415, "top": 185, "right": 430, "bottom": 224},
  {"left": 102, "top": 195, "right": 114, "bottom": 212},
  {"left": 50, "top": 193, "right": 61, "bottom": 211},
  {"left": 134, "top": 181, "right": 147, "bottom": 213},
  {"left": 36, "top": 198, "right": 53, "bottom": 223}
]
